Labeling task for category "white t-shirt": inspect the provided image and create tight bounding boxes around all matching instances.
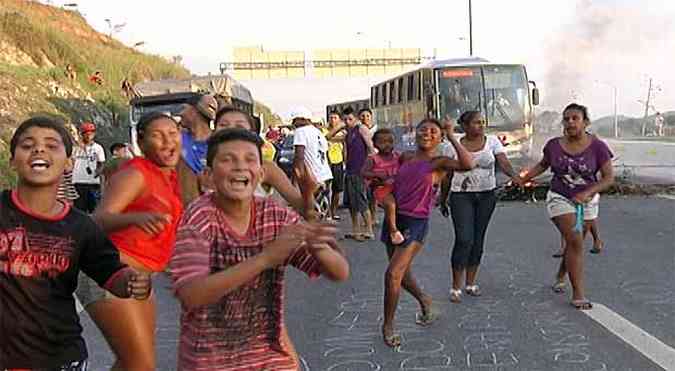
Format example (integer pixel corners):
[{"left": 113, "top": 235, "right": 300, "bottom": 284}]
[
  {"left": 72, "top": 142, "right": 106, "bottom": 184},
  {"left": 293, "top": 125, "right": 333, "bottom": 184},
  {"left": 441, "top": 135, "right": 506, "bottom": 192}
]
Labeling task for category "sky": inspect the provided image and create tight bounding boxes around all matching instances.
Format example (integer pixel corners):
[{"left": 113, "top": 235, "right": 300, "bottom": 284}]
[{"left": 45, "top": 0, "right": 675, "bottom": 119}]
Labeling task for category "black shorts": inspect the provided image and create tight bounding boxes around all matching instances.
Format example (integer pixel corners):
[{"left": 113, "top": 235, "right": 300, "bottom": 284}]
[{"left": 330, "top": 163, "right": 344, "bottom": 193}]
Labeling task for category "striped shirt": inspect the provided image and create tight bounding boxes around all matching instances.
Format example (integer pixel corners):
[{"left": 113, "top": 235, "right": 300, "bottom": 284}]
[
  {"left": 169, "top": 194, "right": 321, "bottom": 371},
  {"left": 57, "top": 171, "right": 79, "bottom": 202}
]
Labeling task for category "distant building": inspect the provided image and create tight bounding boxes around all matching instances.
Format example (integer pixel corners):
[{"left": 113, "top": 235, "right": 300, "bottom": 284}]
[{"left": 222, "top": 46, "right": 425, "bottom": 80}]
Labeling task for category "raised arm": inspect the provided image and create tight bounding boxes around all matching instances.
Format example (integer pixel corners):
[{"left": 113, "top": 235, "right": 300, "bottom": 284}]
[
  {"left": 93, "top": 167, "right": 171, "bottom": 234},
  {"left": 262, "top": 161, "right": 306, "bottom": 216},
  {"left": 326, "top": 123, "right": 347, "bottom": 141},
  {"left": 358, "top": 125, "right": 377, "bottom": 155}
]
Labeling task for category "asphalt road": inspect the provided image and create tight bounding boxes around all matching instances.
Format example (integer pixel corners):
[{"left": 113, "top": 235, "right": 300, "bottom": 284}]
[{"left": 81, "top": 196, "right": 675, "bottom": 370}]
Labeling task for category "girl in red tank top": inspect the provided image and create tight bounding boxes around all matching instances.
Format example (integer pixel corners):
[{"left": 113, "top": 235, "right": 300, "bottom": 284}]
[{"left": 83, "top": 112, "right": 183, "bottom": 370}]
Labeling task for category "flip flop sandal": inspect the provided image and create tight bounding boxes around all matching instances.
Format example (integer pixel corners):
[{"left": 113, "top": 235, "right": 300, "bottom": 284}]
[
  {"left": 571, "top": 299, "right": 593, "bottom": 310},
  {"left": 361, "top": 233, "right": 375, "bottom": 240},
  {"left": 465, "top": 285, "right": 482, "bottom": 297},
  {"left": 415, "top": 310, "right": 437, "bottom": 327},
  {"left": 552, "top": 249, "right": 565, "bottom": 258},
  {"left": 590, "top": 243, "right": 604, "bottom": 254},
  {"left": 552, "top": 281, "right": 566, "bottom": 294},
  {"left": 382, "top": 331, "right": 402, "bottom": 348},
  {"left": 332, "top": 215, "right": 341, "bottom": 221},
  {"left": 450, "top": 289, "right": 462, "bottom": 303}
]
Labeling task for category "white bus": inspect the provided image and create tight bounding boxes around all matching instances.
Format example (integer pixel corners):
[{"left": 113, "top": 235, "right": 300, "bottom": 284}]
[{"left": 370, "top": 57, "right": 539, "bottom": 160}]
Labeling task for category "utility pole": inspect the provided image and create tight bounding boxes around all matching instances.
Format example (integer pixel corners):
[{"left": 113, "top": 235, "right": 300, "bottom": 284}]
[
  {"left": 612, "top": 85, "right": 618, "bottom": 138},
  {"left": 468, "top": 0, "right": 473, "bottom": 56},
  {"left": 641, "top": 78, "right": 652, "bottom": 137}
]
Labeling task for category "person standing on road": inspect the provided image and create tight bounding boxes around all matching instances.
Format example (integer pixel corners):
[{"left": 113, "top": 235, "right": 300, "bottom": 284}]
[
  {"left": 325, "top": 111, "right": 346, "bottom": 221},
  {"left": 71, "top": 121, "right": 105, "bottom": 213},
  {"left": 516, "top": 103, "right": 614, "bottom": 310},
  {"left": 359, "top": 108, "right": 380, "bottom": 224},
  {"left": 379, "top": 118, "right": 474, "bottom": 347},
  {"left": 76, "top": 112, "right": 183, "bottom": 370},
  {"left": 437, "top": 111, "right": 520, "bottom": 303},
  {"left": 338, "top": 107, "right": 376, "bottom": 241},
  {"left": 169, "top": 128, "right": 349, "bottom": 370},
  {"left": 292, "top": 108, "right": 333, "bottom": 221},
  {"left": 176, "top": 94, "right": 218, "bottom": 206},
  {"left": 2, "top": 117, "right": 152, "bottom": 371}
]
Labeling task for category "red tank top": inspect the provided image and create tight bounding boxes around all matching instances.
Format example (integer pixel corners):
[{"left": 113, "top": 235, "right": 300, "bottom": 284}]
[{"left": 109, "top": 158, "right": 183, "bottom": 271}]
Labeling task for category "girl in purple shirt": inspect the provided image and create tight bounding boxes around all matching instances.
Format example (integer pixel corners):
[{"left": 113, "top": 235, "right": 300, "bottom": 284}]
[
  {"left": 379, "top": 118, "right": 474, "bottom": 347},
  {"left": 517, "top": 103, "right": 614, "bottom": 310}
]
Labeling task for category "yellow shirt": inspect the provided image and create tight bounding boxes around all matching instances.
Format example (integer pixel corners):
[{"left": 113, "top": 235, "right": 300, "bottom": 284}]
[
  {"left": 323, "top": 128, "right": 344, "bottom": 164},
  {"left": 261, "top": 139, "right": 276, "bottom": 163}
]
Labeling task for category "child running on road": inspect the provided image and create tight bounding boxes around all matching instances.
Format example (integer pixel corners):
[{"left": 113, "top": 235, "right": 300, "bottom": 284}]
[
  {"left": 379, "top": 118, "right": 474, "bottom": 347},
  {"left": 361, "top": 128, "right": 400, "bottom": 206},
  {"left": 1, "top": 117, "right": 151, "bottom": 371},
  {"left": 169, "top": 128, "right": 349, "bottom": 370}
]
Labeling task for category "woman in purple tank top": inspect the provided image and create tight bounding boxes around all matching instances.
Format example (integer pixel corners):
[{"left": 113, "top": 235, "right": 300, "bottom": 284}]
[
  {"left": 517, "top": 103, "right": 614, "bottom": 310},
  {"left": 378, "top": 118, "right": 475, "bottom": 347}
]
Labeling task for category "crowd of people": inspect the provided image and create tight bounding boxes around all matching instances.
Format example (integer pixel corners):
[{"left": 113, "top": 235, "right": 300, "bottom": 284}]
[{"left": 0, "top": 95, "right": 614, "bottom": 369}]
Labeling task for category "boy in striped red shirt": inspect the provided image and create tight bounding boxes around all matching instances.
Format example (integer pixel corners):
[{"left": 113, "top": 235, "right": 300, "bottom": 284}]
[{"left": 169, "top": 128, "right": 349, "bottom": 371}]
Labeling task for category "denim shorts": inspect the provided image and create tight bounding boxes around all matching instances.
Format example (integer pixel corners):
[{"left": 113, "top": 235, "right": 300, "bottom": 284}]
[{"left": 380, "top": 214, "right": 429, "bottom": 248}]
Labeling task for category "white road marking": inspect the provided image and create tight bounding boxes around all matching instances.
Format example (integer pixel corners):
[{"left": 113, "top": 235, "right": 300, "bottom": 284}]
[
  {"left": 583, "top": 303, "right": 675, "bottom": 371},
  {"left": 656, "top": 194, "right": 675, "bottom": 201}
]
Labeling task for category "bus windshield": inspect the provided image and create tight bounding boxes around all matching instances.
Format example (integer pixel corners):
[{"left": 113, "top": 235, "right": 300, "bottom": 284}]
[
  {"left": 437, "top": 65, "right": 529, "bottom": 130},
  {"left": 483, "top": 65, "right": 529, "bottom": 129},
  {"left": 438, "top": 67, "right": 483, "bottom": 123}
]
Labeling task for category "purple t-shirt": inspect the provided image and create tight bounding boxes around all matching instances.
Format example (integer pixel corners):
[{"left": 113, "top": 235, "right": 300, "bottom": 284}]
[
  {"left": 393, "top": 159, "right": 437, "bottom": 218},
  {"left": 345, "top": 125, "right": 368, "bottom": 175},
  {"left": 542, "top": 137, "right": 613, "bottom": 199}
]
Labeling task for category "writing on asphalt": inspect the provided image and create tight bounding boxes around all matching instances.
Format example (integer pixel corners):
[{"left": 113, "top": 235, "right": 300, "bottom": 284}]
[{"left": 306, "top": 294, "right": 520, "bottom": 370}]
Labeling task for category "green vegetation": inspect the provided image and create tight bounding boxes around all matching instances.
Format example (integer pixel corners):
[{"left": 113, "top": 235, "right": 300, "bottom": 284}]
[
  {"left": 0, "top": 135, "right": 16, "bottom": 189},
  {"left": 0, "top": 0, "right": 190, "bottom": 187}
]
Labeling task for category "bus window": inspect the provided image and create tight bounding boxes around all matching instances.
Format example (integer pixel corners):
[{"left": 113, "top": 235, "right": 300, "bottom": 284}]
[
  {"left": 437, "top": 67, "right": 483, "bottom": 122},
  {"left": 380, "top": 85, "right": 387, "bottom": 106},
  {"left": 483, "top": 65, "right": 528, "bottom": 129},
  {"left": 416, "top": 72, "right": 422, "bottom": 100},
  {"left": 372, "top": 87, "right": 378, "bottom": 107},
  {"left": 389, "top": 82, "right": 395, "bottom": 105},
  {"left": 398, "top": 78, "right": 404, "bottom": 103},
  {"left": 407, "top": 75, "right": 414, "bottom": 101}
]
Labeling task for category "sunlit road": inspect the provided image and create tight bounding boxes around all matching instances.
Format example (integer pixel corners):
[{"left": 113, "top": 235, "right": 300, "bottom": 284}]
[{"left": 81, "top": 196, "right": 674, "bottom": 370}]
